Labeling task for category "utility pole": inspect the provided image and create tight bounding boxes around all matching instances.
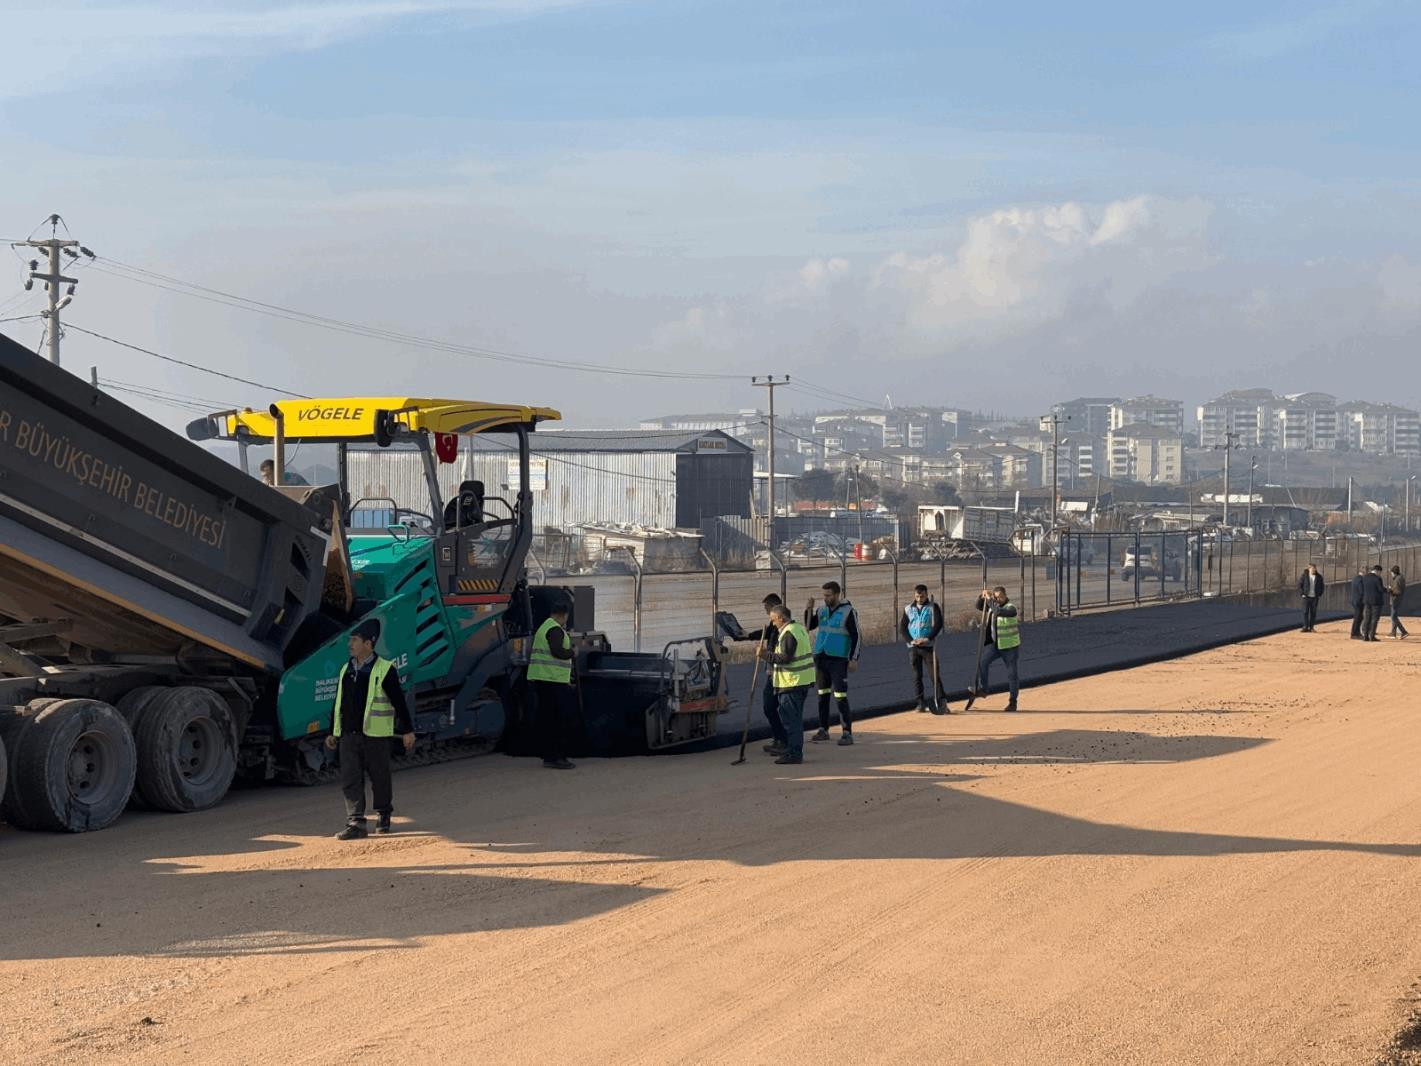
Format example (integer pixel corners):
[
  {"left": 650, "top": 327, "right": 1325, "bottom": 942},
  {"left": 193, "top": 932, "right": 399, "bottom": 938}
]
[
  {"left": 751, "top": 375, "right": 789, "bottom": 545},
  {"left": 1407, "top": 475, "right": 1416, "bottom": 534},
  {"left": 1039, "top": 413, "right": 1070, "bottom": 529},
  {"left": 1347, "top": 475, "right": 1354, "bottom": 528},
  {"left": 1216, "top": 430, "right": 1240, "bottom": 527},
  {"left": 12, "top": 214, "right": 93, "bottom": 367},
  {"left": 1247, "top": 456, "right": 1257, "bottom": 532},
  {"left": 853, "top": 463, "right": 865, "bottom": 546}
]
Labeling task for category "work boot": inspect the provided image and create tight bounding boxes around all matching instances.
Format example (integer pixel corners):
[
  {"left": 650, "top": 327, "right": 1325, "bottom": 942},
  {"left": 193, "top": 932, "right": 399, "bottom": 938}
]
[
  {"left": 811, "top": 728, "right": 831, "bottom": 743},
  {"left": 375, "top": 814, "right": 392, "bottom": 835},
  {"left": 336, "top": 821, "right": 368, "bottom": 841},
  {"left": 542, "top": 758, "right": 576, "bottom": 769},
  {"left": 1004, "top": 700, "right": 1018, "bottom": 712},
  {"left": 763, "top": 742, "right": 787, "bottom": 755},
  {"left": 930, "top": 703, "right": 950, "bottom": 716},
  {"left": 837, "top": 732, "right": 854, "bottom": 746},
  {"left": 774, "top": 753, "right": 803, "bottom": 765},
  {"left": 915, "top": 701, "right": 928, "bottom": 713}
]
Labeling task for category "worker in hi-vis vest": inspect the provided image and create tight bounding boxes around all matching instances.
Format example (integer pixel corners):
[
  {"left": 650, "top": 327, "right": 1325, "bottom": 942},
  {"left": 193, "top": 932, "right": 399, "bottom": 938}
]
[
  {"left": 759, "top": 603, "right": 816, "bottom": 764},
  {"left": 973, "top": 585, "right": 1021, "bottom": 711},
  {"left": 805, "top": 580, "right": 861, "bottom": 745},
  {"left": 527, "top": 600, "right": 578, "bottom": 770},
  {"left": 899, "top": 584, "right": 947, "bottom": 714},
  {"left": 324, "top": 617, "right": 415, "bottom": 839}
]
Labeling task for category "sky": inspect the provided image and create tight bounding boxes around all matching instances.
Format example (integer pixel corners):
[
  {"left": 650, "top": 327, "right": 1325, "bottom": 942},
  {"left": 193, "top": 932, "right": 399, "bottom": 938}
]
[{"left": 2, "top": 0, "right": 1420, "bottom": 429}]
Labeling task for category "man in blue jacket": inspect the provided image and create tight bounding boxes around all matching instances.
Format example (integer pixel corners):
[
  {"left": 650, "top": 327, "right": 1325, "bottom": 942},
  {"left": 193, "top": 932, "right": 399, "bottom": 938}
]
[{"left": 805, "top": 581, "right": 861, "bottom": 746}]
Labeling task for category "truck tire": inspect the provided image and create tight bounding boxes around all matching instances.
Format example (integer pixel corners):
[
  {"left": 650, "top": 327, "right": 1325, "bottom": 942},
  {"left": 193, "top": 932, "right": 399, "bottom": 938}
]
[
  {"left": 116, "top": 686, "right": 168, "bottom": 809},
  {"left": 133, "top": 687, "right": 237, "bottom": 813},
  {"left": 0, "top": 711, "right": 36, "bottom": 826},
  {"left": 8, "top": 699, "right": 137, "bottom": 832}
]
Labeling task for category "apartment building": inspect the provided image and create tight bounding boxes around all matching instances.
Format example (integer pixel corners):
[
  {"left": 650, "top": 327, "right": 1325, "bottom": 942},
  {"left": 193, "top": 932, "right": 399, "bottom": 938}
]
[
  {"left": 1106, "top": 424, "right": 1184, "bottom": 484},
  {"left": 1196, "top": 388, "right": 1277, "bottom": 448},
  {"left": 1273, "top": 393, "right": 1340, "bottom": 452},
  {"left": 1341, "top": 402, "right": 1421, "bottom": 456},
  {"left": 1051, "top": 397, "right": 1118, "bottom": 439},
  {"left": 1109, "top": 395, "right": 1186, "bottom": 436}
]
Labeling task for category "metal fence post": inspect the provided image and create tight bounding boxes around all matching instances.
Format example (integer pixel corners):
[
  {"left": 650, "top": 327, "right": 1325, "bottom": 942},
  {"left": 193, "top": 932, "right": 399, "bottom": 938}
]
[
  {"left": 1105, "top": 532, "right": 1112, "bottom": 605},
  {"left": 699, "top": 547, "right": 720, "bottom": 641},
  {"left": 616, "top": 545, "right": 643, "bottom": 652},
  {"left": 885, "top": 546, "right": 900, "bottom": 626},
  {"left": 770, "top": 548, "right": 788, "bottom": 605},
  {"left": 940, "top": 557, "right": 947, "bottom": 610},
  {"left": 1159, "top": 530, "right": 1167, "bottom": 600},
  {"left": 1262, "top": 535, "right": 1269, "bottom": 595},
  {"left": 1133, "top": 530, "right": 1142, "bottom": 605}
]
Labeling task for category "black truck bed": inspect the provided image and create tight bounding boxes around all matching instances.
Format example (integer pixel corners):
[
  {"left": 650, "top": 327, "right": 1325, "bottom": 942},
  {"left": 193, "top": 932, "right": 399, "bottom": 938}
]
[{"left": 0, "top": 333, "right": 328, "bottom": 672}]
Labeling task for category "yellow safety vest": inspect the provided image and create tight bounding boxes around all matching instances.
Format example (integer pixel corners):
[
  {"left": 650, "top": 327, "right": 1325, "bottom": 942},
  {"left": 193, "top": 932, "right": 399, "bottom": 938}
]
[
  {"left": 772, "top": 621, "right": 816, "bottom": 691},
  {"left": 528, "top": 618, "right": 573, "bottom": 684},
  {"left": 993, "top": 605, "right": 1021, "bottom": 650},
  {"left": 333, "top": 657, "right": 399, "bottom": 738}
]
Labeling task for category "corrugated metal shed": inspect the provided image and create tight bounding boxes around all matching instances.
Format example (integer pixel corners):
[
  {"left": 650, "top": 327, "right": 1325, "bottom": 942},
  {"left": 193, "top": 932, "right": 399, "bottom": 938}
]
[{"left": 345, "top": 429, "right": 752, "bottom": 532}]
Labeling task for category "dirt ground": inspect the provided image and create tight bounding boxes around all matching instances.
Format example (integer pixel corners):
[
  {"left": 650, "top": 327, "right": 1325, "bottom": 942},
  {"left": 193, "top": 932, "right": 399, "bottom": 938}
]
[{"left": 4, "top": 620, "right": 1421, "bottom": 1066}]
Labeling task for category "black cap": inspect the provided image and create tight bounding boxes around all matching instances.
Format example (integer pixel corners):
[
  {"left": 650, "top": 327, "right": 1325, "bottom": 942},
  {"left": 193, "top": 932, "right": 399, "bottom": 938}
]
[{"left": 352, "top": 618, "right": 381, "bottom": 644}]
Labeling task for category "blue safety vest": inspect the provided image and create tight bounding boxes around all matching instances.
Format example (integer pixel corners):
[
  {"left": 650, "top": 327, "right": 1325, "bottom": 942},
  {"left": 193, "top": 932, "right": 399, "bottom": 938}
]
[
  {"left": 905, "top": 602, "right": 935, "bottom": 642},
  {"left": 814, "top": 602, "right": 855, "bottom": 658}
]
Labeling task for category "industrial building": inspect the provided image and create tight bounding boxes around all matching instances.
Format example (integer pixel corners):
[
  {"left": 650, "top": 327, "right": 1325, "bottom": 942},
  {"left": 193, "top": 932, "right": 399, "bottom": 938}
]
[{"left": 347, "top": 428, "right": 754, "bottom": 532}]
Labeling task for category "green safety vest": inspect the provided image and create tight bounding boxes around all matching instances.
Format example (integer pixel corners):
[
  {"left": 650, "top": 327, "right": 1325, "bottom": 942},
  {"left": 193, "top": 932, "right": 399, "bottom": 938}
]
[
  {"left": 333, "top": 657, "right": 399, "bottom": 738},
  {"left": 772, "top": 621, "right": 817, "bottom": 691},
  {"left": 528, "top": 618, "right": 573, "bottom": 684},
  {"left": 993, "top": 605, "right": 1021, "bottom": 650}
]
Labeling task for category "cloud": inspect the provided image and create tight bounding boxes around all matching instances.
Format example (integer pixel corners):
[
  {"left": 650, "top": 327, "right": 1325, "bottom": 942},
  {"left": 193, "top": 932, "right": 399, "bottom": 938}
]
[
  {"left": 867, "top": 195, "right": 1214, "bottom": 337},
  {"left": 1, "top": 1, "right": 599, "bottom": 98}
]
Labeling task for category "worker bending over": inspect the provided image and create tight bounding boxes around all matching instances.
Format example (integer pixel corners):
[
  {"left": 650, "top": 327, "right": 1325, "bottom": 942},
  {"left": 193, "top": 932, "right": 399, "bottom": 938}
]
[
  {"left": 759, "top": 603, "right": 815, "bottom": 764},
  {"left": 900, "top": 584, "right": 948, "bottom": 714},
  {"left": 325, "top": 618, "right": 416, "bottom": 839},
  {"left": 528, "top": 600, "right": 578, "bottom": 769},
  {"left": 973, "top": 586, "right": 1021, "bottom": 712},
  {"left": 805, "top": 581, "right": 861, "bottom": 745}
]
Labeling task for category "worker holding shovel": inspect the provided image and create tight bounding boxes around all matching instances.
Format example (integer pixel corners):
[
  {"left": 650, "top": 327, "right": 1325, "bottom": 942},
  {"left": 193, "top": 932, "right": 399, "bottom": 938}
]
[
  {"left": 971, "top": 586, "right": 1021, "bottom": 712},
  {"left": 900, "top": 585, "right": 949, "bottom": 714}
]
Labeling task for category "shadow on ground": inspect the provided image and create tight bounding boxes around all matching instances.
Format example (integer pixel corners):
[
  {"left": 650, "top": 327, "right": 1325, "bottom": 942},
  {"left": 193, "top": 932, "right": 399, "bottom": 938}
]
[{"left": 2, "top": 724, "right": 1416, "bottom": 961}]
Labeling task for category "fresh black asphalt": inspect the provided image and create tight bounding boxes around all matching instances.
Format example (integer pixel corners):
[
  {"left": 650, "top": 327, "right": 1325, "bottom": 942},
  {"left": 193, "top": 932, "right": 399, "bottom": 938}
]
[{"left": 711, "top": 598, "right": 1348, "bottom": 749}]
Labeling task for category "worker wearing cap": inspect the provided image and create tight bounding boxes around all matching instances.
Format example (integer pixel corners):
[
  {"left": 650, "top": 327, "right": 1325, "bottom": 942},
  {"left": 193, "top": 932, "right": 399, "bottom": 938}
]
[
  {"left": 805, "top": 580, "right": 861, "bottom": 745},
  {"left": 730, "top": 593, "right": 791, "bottom": 756},
  {"left": 759, "top": 604, "right": 814, "bottom": 764},
  {"left": 324, "top": 618, "right": 415, "bottom": 839},
  {"left": 900, "top": 584, "right": 948, "bottom": 714},
  {"left": 528, "top": 601, "right": 578, "bottom": 770}
]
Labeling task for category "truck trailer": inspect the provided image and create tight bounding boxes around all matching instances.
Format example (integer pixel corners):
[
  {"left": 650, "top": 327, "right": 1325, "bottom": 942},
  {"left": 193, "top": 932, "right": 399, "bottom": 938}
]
[{"left": 0, "top": 333, "right": 727, "bottom": 832}]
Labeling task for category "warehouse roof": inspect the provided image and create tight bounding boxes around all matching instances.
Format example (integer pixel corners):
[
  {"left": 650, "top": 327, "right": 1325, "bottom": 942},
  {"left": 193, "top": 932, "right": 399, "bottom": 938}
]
[{"left": 468, "top": 428, "right": 752, "bottom": 454}]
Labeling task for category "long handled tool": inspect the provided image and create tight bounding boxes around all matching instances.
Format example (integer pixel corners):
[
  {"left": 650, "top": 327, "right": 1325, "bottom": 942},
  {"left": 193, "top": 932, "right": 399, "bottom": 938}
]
[
  {"left": 731, "top": 630, "right": 768, "bottom": 765},
  {"left": 929, "top": 641, "right": 949, "bottom": 715},
  {"left": 962, "top": 597, "right": 992, "bottom": 712}
]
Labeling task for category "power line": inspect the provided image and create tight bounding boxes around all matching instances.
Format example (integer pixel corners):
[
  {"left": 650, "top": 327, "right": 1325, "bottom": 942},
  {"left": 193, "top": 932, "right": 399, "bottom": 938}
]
[
  {"left": 91, "top": 256, "right": 747, "bottom": 383},
  {"left": 64, "top": 323, "right": 311, "bottom": 397},
  {"left": 0, "top": 313, "right": 41, "bottom": 325}
]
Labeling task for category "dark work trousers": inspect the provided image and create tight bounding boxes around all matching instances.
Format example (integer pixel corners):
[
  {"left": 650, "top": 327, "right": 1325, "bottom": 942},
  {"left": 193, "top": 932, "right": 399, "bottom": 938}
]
[
  {"left": 1391, "top": 603, "right": 1409, "bottom": 637},
  {"left": 978, "top": 645, "right": 1020, "bottom": 702},
  {"left": 1351, "top": 603, "right": 1365, "bottom": 638},
  {"left": 1301, "top": 598, "right": 1319, "bottom": 632},
  {"left": 1363, "top": 604, "right": 1382, "bottom": 641},
  {"left": 814, "top": 654, "right": 852, "bottom": 733},
  {"left": 533, "top": 679, "right": 577, "bottom": 762},
  {"left": 339, "top": 733, "right": 393, "bottom": 824},
  {"left": 762, "top": 677, "right": 787, "bottom": 744},
  {"left": 908, "top": 645, "right": 942, "bottom": 705},
  {"left": 776, "top": 685, "right": 808, "bottom": 760}
]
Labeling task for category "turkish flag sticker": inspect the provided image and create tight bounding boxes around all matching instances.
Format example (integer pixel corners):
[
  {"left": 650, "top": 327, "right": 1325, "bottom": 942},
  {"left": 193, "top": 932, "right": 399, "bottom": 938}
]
[{"left": 435, "top": 432, "right": 459, "bottom": 464}]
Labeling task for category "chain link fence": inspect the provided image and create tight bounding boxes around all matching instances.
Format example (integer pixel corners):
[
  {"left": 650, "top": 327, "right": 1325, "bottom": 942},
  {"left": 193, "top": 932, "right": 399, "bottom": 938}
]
[{"left": 527, "top": 526, "right": 1421, "bottom": 654}]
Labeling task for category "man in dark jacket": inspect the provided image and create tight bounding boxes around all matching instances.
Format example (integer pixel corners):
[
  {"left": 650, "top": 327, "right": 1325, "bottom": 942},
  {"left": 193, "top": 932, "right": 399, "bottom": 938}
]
[
  {"left": 899, "top": 585, "right": 948, "bottom": 713},
  {"left": 1349, "top": 568, "right": 1366, "bottom": 639},
  {"left": 1298, "top": 564, "right": 1325, "bottom": 633},
  {"left": 1388, "top": 565, "right": 1409, "bottom": 639},
  {"left": 1361, "top": 565, "right": 1387, "bottom": 642},
  {"left": 324, "top": 618, "right": 415, "bottom": 839}
]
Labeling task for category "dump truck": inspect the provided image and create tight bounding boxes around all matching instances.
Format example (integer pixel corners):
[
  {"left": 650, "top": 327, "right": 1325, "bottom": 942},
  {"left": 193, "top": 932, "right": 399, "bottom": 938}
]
[{"left": 0, "top": 333, "right": 727, "bottom": 832}]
